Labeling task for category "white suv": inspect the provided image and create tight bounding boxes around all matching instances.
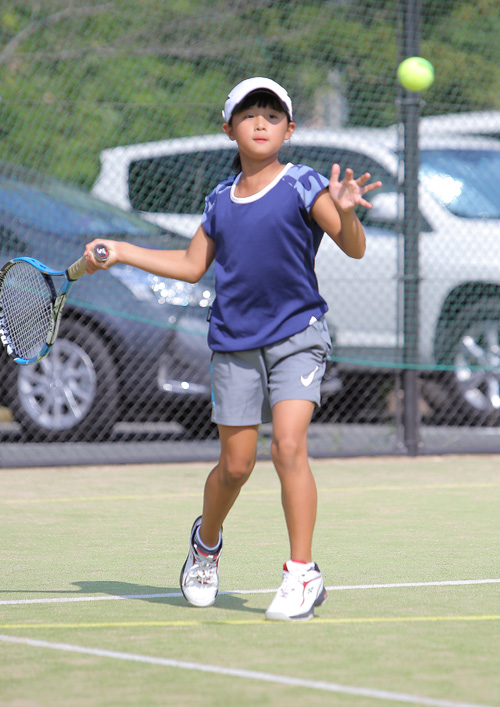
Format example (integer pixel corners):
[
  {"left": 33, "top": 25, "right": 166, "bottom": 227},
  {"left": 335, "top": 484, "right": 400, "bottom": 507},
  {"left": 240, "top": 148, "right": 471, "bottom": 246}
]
[{"left": 91, "top": 129, "right": 500, "bottom": 423}]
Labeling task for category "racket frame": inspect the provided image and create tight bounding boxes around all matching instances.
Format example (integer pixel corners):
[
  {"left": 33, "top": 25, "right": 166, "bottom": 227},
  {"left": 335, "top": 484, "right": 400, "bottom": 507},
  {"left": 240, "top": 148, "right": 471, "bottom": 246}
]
[{"left": 0, "top": 248, "right": 106, "bottom": 365}]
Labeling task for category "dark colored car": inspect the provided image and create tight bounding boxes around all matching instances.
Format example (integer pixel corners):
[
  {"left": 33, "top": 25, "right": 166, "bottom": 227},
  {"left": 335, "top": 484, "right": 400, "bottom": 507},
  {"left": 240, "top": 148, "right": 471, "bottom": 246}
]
[{"left": 0, "top": 164, "right": 216, "bottom": 441}]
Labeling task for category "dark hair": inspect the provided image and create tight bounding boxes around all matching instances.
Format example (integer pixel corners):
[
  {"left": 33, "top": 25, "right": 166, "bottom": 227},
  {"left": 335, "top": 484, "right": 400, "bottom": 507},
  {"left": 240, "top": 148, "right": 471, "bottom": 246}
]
[{"left": 229, "top": 90, "right": 291, "bottom": 173}]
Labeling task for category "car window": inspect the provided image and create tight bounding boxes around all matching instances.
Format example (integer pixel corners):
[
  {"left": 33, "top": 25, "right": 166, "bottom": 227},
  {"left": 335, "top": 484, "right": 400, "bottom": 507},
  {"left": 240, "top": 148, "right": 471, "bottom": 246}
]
[
  {"left": 420, "top": 149, "right": 500, "bottom": 219},
  {"left": 125, "top": 143, "right": 440, "bottom": 232},
  {"left": 128, "top": 149, "right": 237, "bottom": 214},
  {"left": 0, "top": 177, "right": 164, "bottom": 240},
  {"left": 281, "top": 145, "right": 394, "bottom": 187}
]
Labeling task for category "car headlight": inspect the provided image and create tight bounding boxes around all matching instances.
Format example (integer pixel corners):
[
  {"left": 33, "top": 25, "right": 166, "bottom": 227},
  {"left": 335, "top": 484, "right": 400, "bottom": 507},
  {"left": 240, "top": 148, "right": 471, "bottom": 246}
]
[{"left": 109, "top": 265, "right": 214, "bottom": 308}]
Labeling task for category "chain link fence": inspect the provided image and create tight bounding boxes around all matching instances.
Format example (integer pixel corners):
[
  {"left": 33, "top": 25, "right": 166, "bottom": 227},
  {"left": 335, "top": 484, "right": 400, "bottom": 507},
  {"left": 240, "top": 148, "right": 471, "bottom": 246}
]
[{"left": 1, "top": 0, "right": 500, "bottom": 465}]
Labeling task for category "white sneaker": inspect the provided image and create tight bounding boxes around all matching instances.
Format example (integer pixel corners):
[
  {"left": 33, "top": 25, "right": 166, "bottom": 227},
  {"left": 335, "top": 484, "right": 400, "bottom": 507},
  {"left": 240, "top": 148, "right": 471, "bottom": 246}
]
[
  {"left": 180, "top": 516, "right": 222, "bottom": 607},
  {"left": 265, "top": 561, "right": 327, "bottom": 621}
]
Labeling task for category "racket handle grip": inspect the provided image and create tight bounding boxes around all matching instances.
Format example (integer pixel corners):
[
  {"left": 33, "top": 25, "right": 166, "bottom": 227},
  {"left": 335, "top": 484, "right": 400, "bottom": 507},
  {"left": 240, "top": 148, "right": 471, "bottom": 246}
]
[{"left": 66, "top": 243, "right": 110, "bottom": 282}]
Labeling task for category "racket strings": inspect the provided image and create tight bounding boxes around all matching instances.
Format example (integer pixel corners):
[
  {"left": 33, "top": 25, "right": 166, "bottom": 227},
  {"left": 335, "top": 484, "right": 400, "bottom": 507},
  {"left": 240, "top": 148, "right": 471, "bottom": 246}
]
[{"left": 1, "top": 262, "right": 54, "bottom": 360}]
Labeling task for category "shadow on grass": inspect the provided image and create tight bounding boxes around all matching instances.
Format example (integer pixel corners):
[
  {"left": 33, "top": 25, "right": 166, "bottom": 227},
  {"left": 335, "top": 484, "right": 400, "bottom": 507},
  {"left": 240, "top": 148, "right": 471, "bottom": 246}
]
[
  {"left": 1, "top": 581, "right": 265, "bottom": 614},
  {"left": 74, "top": 581, "right": 264, "bottom": 614}
]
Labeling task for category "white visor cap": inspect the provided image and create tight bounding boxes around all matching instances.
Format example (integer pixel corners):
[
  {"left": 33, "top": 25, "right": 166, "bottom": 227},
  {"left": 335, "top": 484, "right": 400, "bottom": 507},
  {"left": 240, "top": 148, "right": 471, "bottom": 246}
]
[{"left": 222, "top": 77, "right": 293, "bottom": 123}]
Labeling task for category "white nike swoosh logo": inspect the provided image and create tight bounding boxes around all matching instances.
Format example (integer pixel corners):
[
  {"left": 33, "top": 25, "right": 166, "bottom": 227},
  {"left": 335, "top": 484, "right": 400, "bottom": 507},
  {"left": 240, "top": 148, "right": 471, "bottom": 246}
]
[{"left": 301, "top": 366, "right": 319, "bottom": 387}]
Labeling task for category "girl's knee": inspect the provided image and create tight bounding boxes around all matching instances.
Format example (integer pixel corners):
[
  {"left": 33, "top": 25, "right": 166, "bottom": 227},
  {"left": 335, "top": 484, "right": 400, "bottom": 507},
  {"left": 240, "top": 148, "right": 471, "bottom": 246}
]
[
  {"left": 217, "top": 425, "right": 258, "bottom": 487},
  {"left": 218, "top": 455, "right": 255, "bottom": 486},
  {"left": 271, "top": 435, "right": 305, "bottom": 468}
]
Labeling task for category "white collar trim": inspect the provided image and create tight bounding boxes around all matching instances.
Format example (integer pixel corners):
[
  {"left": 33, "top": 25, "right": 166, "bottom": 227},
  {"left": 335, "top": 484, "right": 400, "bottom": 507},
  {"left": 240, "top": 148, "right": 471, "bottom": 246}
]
[{"left": 230, "top": 163, "right": 293, "bottom": 203}]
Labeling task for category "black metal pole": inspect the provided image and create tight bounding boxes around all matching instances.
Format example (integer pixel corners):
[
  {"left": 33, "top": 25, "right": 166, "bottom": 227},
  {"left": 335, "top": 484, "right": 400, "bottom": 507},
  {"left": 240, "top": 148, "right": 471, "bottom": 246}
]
[{"left": 399, "top": 0, "right": 421, "bottom": 456}]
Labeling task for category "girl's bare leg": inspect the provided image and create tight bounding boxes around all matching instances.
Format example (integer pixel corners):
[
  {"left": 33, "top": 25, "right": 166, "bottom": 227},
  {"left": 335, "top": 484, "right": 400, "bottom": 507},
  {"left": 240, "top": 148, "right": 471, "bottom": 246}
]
[
  {"left": 199, "top": 424, "right": 259, "bottom": 547},
  {"left": 271, "top": 399, "right": 316, "bottom": 562}
]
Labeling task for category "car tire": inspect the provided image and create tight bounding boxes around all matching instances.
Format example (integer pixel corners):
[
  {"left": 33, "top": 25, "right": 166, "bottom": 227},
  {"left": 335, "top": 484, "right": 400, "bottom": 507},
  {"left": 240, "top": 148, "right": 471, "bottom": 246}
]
[
  {"left": 437, "top": 299, "right": 500, "bottom": 425},
  {"left": 9, "top": 317, "right": 118, "bottom": 442}
]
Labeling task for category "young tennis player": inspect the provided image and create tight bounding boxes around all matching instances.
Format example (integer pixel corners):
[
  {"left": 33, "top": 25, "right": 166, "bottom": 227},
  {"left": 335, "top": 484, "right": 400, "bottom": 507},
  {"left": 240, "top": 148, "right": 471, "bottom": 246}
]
[{"left": 85, "top": 77, "right": 381, "bottom": 621}]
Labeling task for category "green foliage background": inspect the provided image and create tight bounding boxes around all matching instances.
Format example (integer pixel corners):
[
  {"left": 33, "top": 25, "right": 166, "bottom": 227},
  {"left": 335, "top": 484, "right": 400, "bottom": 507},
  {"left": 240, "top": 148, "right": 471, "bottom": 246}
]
[{"left": 0, "top": 0, "right": 499, "bottom": 188}]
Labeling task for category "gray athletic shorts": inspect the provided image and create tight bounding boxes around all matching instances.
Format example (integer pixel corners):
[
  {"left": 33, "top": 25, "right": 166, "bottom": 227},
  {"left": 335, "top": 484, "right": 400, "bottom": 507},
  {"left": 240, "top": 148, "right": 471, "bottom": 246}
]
[{"left": 210, "top": 316, "right": 332, "bottom": 426}]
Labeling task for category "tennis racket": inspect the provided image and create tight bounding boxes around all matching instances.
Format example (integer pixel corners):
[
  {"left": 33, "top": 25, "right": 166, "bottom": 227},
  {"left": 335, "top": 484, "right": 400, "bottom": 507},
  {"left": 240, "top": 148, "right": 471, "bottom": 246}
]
[{"left": 0, "top": 244, "right": 109, "bottom": 365}]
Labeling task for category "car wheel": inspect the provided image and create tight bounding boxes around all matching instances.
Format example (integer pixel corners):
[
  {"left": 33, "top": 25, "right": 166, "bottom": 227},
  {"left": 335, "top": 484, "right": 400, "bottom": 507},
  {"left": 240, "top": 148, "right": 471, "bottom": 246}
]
[
  {"left": 439, "top": 300, "right": 500, "bottom": 425},
  {"left": 10, "top": 317, "right": 118, "bottom": 441}
]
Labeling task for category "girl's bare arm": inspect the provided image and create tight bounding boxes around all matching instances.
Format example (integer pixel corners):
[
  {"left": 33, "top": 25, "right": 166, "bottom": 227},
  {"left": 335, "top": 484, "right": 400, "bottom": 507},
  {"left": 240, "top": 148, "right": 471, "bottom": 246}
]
[{"left": 84, "top": 224, "right": 215, "bottom": 283}]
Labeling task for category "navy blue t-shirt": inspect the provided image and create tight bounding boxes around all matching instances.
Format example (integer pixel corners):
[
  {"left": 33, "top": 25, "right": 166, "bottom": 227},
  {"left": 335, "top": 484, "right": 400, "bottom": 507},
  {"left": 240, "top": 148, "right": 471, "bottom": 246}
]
[{"left": 202, "top": 163, "right": 330, "bottom": 352}]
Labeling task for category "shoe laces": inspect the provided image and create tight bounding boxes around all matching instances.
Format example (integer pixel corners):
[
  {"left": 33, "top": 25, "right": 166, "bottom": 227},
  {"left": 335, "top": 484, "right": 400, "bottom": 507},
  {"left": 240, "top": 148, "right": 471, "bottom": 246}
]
[
  {"left": 278, "top": 570, "right": 302, "bottom": 597},
  {"left": 190, "top": 547, "right": 219, "bottom": 586}
]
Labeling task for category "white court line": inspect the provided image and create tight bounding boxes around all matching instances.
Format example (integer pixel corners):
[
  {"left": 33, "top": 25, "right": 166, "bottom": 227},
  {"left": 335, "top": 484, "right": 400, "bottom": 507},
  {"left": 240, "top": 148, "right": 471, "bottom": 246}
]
[
  {"left": 0, "top": 634, "right": 495, "bottom": 707},
  {"left": 1, "top": 578, "right": 499, "bottom": 606}
]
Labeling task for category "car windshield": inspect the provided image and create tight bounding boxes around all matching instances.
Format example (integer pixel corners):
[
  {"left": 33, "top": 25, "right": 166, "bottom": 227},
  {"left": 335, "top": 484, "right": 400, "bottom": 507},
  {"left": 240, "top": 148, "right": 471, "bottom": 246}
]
[
  {"left": 0, "top": 177, "right": 163, "bottom": 238},
  {"left": 419, "top": 149, "right": 500, "bottom": 219}
]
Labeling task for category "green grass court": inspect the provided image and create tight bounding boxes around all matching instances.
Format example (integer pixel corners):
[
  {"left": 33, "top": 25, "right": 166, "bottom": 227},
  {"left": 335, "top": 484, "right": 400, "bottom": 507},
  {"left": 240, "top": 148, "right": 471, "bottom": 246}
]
[{"left": 1, "top": 454, "right": 499, "bottom": 706}]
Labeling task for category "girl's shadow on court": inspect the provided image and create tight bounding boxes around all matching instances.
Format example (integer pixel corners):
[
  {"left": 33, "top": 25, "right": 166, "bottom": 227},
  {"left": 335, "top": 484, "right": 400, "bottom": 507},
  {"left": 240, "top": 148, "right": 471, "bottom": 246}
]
[{"left": 72, "top": 581, "right": 264, "bottom": 614}]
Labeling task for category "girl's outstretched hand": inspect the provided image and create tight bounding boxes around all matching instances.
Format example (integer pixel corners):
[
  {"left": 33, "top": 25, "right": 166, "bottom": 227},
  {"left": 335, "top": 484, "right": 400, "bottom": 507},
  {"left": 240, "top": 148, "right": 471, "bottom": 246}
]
[{"left": 329, "top": 163, "right": 382, "bottom": 212}]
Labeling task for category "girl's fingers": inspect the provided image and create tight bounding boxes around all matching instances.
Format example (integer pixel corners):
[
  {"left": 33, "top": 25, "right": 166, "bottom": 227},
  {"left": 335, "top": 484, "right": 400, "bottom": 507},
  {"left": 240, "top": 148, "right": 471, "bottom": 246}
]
[
  {"left": 355, "top": 172, "right": 371, "bottom": 186},
  {"left": 362, "top": 180, "right": 383, "bottom": 193},
  {"left": 330, "top": 163, "right": 341, "bottom": 181}
]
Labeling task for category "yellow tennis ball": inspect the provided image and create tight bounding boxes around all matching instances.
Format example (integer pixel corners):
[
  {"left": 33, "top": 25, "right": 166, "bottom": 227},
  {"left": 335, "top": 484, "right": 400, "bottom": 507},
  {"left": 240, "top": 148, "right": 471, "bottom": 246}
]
[{"left": 397, "top": 57, "right": 434, "bottom": 92}]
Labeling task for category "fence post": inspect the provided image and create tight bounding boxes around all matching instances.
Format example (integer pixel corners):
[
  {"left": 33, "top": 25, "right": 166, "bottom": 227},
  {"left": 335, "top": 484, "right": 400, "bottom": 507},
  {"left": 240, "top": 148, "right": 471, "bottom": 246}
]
[{"left": 399, "top": 0, "right": 422, "bottom": 456}]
